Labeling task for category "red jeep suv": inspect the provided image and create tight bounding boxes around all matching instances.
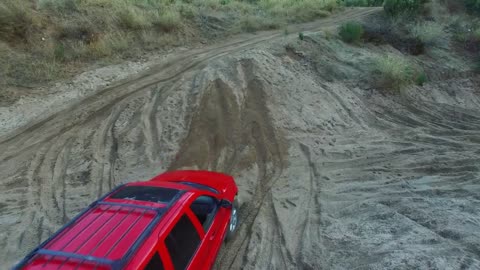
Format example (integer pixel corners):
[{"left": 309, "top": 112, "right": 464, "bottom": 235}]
[{"left": 15, "top": 170, "right": 239, "bottom": 270}]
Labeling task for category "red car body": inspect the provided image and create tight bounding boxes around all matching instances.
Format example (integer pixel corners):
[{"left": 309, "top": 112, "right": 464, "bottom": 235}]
[{"left": 15, "top": 170, "right": 238, "bottom": 270}]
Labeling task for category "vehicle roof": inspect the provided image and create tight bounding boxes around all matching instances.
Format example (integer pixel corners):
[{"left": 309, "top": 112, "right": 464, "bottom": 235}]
[
  {"left": 17, "top": 171, "right": 230, "bottom": 270},
  {"left": 18, "top": 184, "right": 189, "bottom": 270}
]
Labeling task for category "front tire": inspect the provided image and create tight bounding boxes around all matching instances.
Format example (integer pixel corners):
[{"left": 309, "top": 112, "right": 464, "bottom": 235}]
[{"left": 225, "top": 199, "right": 239, "bottom": 242}]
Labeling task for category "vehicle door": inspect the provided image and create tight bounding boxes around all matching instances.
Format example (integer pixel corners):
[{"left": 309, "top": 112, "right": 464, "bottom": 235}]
[
  {"left": 162, "top": 211, "right": 203, "bottom": 270},
  {"left": 187, "top": 193, "right": 231, "bottom": 269},
  {"left": 161, "top": 193, "right": 230, "bottom": 270}
]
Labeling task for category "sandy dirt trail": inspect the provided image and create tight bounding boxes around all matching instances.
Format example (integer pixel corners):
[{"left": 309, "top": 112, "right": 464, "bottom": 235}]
[{"left": 1, "top": 7, "right": 480, "bottom": 269}]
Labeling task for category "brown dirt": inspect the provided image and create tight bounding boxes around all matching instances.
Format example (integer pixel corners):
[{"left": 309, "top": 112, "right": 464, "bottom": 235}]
[{"left": 2, "top": 7, "right": 480, "bottom": 270}]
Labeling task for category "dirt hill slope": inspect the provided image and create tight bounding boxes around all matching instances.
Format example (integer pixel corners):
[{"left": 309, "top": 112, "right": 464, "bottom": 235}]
[{"left": 1, "top": 7, "right": 480, "bottom": 269}]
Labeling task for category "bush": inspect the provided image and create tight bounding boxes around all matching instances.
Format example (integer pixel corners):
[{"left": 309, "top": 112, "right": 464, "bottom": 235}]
[
  {"left": 261, "top": 0, "right": 334, "bottom": 23},
  {"left": 453, "top": 24, "right": 480, "bottom": 53},
  {"left": 383, "top": 0, "right": 428, "bottom": 16},
  {"left": 475, "top": 28, "right": 480, "bottom": 39},
  {"left": 238, "top": 16, "right": 280, "bottom": 32},
  {"left": 339, "top": 21, "right": 364, "bottom": 43},
  {"left": 363, "top": 16, "right": 426, "bottom": 55},
  {"left": 88, "top": 32, "right": 131, "bottom": 57},
  {"left": 374, "top": 54, "right": 426, "bottom": 90},
  {"left": 38, "top": 0, "right": 78, "bottom": 12},
  {"left": 0, "top": 1, "right": 36, "bottom": 41},
  {"left": 441, "top": 0, "right": 465, "bottom": 13},
  {"left": 178, "top": 4, "right": 197, "bottom": 19},
  {"left": 3, "top": 52, "right": 63, "bottom": 84},
  {"left": 116, "top": 8, "right": 151, "bottom": 30},
  {"left": 410, "top": 22, "right": 444, "bottom": 45},
  {"left": 464, "top": 0, "right": 480, "bottom": 14},
  {"left": 299, "top": 32, "right": 304, "bottom": 40},
  {"left": 415, "top": 71, "right": 427, "bottom": 86},
  {"left": 343, "top": 0, "right": 384, "bottom": 6},
  {"left": 151, "top": 10, "right": 182, "bottom": 32}
]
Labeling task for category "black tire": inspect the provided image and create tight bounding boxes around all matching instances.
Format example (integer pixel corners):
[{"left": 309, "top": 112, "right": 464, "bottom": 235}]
[{"left": 225, "top": 198, "right": 239, "bottom": 242}]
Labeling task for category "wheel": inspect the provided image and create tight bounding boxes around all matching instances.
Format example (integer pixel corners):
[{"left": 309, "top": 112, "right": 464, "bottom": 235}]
[{"left": 225, "top": 198, "right": 239, "bottom": 242}]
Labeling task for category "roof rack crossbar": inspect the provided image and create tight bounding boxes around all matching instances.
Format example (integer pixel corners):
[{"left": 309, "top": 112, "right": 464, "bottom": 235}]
[
  {"left": 70, "top": 206, "right": 138, "bottom": 270},
  {"left": 115, "top": 191, "right": 185, "bottom": 269},
  {"left": 97, "top": 201, "right": 163, "bottom": 212},
  {"left": 104, "top": 209, "right": 150, "bottom": 258},
  {"left": 41, "top": 205, "right": 116, "bottom": 269},
  {"left": 13, "top": 185, "right": 126, "bottom": 270},
  {"left": 86, "top": 207, "right": 135, "bottom": 256},
  {"left": 62, "top": 205, "right": 115, "bottom": 250},
  {"left": 36, "top": 249, "right": 114, "bottom": 265},
  {"left": 15, "top": 186, "right": 185, "bottom": 270}
]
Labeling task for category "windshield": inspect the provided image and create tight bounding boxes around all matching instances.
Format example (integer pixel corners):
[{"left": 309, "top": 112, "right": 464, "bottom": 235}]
[{"left": 110, "top": 186, "right": 179, "bottom": 204}]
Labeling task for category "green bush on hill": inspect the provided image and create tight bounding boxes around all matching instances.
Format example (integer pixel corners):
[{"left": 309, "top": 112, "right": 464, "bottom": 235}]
[
  {"left": 410, "top": 21, "right": 444, "bottom": 45},
  {"left": 464, "top": 0, "right": 480, "bottom": 14},
  {"left": 374, "top": 54, "right": 427, "bottom": 91},
  {"left": 383, "top": 0, "right": 428, "bottom": 16},
  {"left": 0, "top": 1, "right": 35, "bottom": 41},
  {"left": 343, "top": 0, "right": 384, "bottom": 7},
  {"left": 339, "top": 21, "right": 364, "bottom": 43}
]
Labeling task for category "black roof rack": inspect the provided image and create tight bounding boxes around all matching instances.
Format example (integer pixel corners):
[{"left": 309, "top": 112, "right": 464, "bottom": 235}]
[{"left": 14, "top": 185, "right": 184, "bottom": 270}]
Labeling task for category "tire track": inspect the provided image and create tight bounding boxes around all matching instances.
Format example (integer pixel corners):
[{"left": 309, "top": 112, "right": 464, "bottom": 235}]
[{"left": 0, "top": 8, "right": 381, "bottom": 161}]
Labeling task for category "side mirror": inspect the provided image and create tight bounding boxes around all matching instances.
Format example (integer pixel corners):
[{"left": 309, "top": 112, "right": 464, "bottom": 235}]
[{"left": 220, "top": 199, "right": 233, "bottom": 209}]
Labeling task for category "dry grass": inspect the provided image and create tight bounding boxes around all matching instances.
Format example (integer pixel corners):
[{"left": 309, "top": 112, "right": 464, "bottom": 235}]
[
  {"left": 373, "top": 54, "right": 426, "bottom": 91},
  {"left": 261, "top": 0, "right": 335, "bottom": 22},
  {"left": 0, "top": 1, "right": 39, "bottom": 42},
  {"left": 410, "top": 21, "right": 444, "bottom": 45},
  {"left": 88, "top": 32, "right": 132, "bottom": 57},
  {"left": 151, "top": 9, "right": 182, "bottom": 32},
  {"left": 0, "top": 0, "right": 344, "bottom": 86},
  {"left": 238, "top": 16, "right": 282, "bottom": 32},
  {"left": 117, "top": 8, "right": 152, "bottom": 30}
]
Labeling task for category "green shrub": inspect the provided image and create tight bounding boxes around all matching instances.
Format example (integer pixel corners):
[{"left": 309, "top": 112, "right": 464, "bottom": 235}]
[
  {"left": 88, "top": 32, "right": 131, "bottom": 57},
  {"left": 410, "top": 22, "right": 444, "bottom": 45},
  {"left": 39, "top": 0, "right": 78, "bottom": 12},
  {"left": 116, "top": 8, "right": 151, "bottom": 30},
  {"left": 383, "top": 0, "right": 427, "bottom": 16},
  {"left": 54, "top": 42, "right": 66, "bottom": 61},
  {"left": 0, "top": 1, "right": 35, "bottom": 40},
  {"left": 178, "top": 4, "right": 197, "bottom": 19},
  {"left": 339, "top": 21, "right": 364, "bottom": 43},
  {"left": 4, "top": 53, "right": 63, "bottom": 84},
  {"left": 415, "top": 72, "right": 427, "bottom": 86},
  {"left": 441, "top": 0, "right": 465, "bottom": 12},
  {"left": 464, "top": 0, "right": 480, "bottom": 14},
  {"left": 343, "top": 0, "right": 384, "bottom": 7},
  {"left": 151, "top": 10, "right": 182, "bottom": 32},
  {"left": 374, "top": 54, "right": 426, "bottom": 90},
  {"left": 261, "top": 0, "right": 334, "bottom": 23},
  {"left": 475, "top": 27, "right": 480, "bottom": 39},
  {"left": 238, "top": 16, "right": 280, "bottom": 32}
]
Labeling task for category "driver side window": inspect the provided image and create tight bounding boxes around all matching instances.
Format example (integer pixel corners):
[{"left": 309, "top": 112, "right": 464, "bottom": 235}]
[{"left": 189, "top": 196, "right": 217, "bottom": 231}]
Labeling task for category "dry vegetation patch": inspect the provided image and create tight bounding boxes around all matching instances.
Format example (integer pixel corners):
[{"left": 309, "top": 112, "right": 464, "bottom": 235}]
[{"left": 0, "top": 0, "right": 343, "bottom": 86}]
